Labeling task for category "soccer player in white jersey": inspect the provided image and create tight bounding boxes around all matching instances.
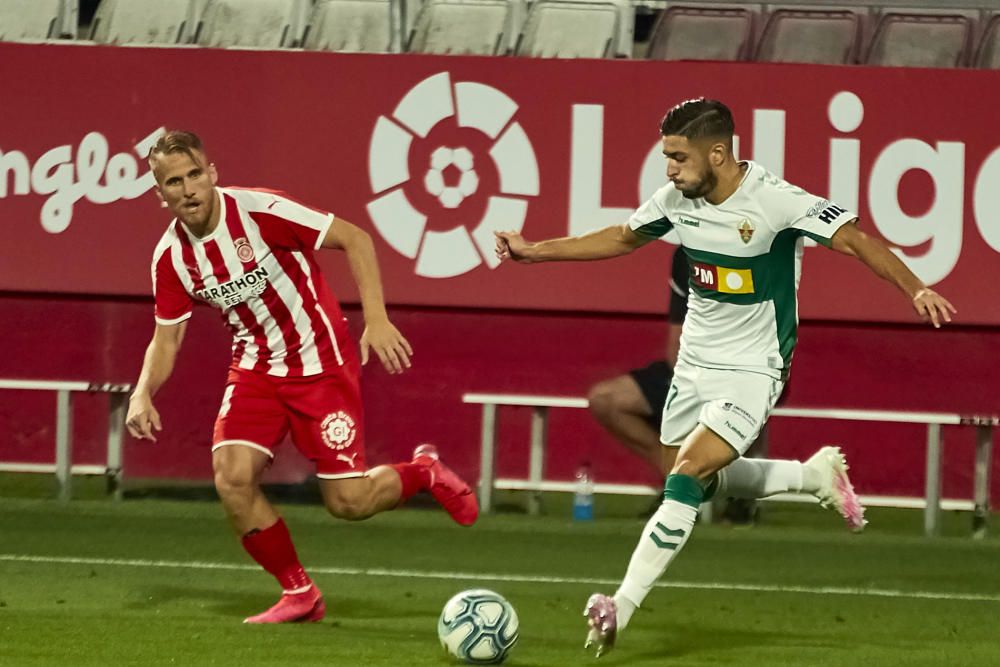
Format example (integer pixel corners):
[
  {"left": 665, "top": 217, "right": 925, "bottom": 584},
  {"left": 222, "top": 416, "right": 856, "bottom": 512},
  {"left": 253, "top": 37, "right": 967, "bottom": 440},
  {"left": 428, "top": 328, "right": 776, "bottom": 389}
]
[
  {"left": 125, "top": 131, "right": 478, "bottom": 624},
  {"left": 494, "top": 99, "right": 955, "bottom": 656}
]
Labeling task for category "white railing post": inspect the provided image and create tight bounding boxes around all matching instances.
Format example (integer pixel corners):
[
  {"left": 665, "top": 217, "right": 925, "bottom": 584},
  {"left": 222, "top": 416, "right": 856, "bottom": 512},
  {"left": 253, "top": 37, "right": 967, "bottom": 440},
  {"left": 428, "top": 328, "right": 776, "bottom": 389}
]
[
  {"left": 924, "top": 423, "right": 942, "bottom": 537},
  {"left": 528, "top": 407, "right": 548, "bottom": 516},
  {"left": 477, "top": 403, "right": 498, "bottom": 513},
  {"left": 973, "top": 425, "right": 993, "bottom": 539},
  {"left": 54, "top": 389, "right": 73, "bottom": 503},
  {"left": 106, "top": 393, "right": 128, "bottom": 501}
]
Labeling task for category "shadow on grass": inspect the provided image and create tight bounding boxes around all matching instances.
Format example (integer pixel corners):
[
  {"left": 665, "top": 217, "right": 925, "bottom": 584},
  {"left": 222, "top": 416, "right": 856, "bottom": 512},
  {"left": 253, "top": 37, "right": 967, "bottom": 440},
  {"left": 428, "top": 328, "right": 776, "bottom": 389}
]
[
  {"left": 128, "top": 584, "right": 440, "bottom": 624},
  {"left": 617, "top": 623, "right": 837, "bottom": 664}
]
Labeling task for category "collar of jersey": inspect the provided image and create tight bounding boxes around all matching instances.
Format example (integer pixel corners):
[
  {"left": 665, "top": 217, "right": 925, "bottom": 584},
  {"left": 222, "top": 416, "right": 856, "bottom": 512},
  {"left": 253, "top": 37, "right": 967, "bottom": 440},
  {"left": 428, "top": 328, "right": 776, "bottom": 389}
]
[{"left": 705, "top": 161, "right": 755, "bottom": 209}]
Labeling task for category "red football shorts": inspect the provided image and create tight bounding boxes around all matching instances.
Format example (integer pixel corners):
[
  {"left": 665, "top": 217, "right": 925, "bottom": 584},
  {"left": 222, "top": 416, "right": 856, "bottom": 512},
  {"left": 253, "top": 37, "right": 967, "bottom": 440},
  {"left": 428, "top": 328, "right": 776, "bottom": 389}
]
[{"left": 212, "top": 362, "right": 366, "bottom": 479}]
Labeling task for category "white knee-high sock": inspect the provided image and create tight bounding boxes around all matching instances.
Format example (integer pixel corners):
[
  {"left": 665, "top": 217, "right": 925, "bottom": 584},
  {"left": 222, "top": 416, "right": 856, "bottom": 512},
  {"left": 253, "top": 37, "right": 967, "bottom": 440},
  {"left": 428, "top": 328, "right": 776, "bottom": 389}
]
[
  {"left": 718, "top": 457, "right": 820, "bottom": 499},
  {"left": 613, "top": 474, "right": 703, "bottom": 630}
]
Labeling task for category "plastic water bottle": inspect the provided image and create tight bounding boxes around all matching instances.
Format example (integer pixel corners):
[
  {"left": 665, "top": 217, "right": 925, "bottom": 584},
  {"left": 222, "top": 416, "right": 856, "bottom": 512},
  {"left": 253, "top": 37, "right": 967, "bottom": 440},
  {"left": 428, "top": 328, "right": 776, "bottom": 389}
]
[{"left": 573, "top": 462, "right": 594, "bottom": 521}]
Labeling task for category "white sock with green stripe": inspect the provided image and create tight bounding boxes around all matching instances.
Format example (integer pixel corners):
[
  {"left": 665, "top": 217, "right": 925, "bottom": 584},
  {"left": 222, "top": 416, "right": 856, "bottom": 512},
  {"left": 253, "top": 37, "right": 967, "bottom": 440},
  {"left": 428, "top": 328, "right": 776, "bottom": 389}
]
[
  {"left": 718, "top": 457, "right": 811, "bottom": 498},
  {"left": 613, "top": 473, "right": 703, "bottom": 630}
]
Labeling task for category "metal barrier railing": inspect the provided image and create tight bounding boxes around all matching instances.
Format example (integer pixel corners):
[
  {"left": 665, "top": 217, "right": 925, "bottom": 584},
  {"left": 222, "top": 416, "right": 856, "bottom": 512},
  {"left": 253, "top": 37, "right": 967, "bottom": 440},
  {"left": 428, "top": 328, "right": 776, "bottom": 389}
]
[
  {"left": 462, "top": 393, "right": 999, "bottom": 537},
  {"left": 0, "top": 379, "right": 133, "bottom": 501}
]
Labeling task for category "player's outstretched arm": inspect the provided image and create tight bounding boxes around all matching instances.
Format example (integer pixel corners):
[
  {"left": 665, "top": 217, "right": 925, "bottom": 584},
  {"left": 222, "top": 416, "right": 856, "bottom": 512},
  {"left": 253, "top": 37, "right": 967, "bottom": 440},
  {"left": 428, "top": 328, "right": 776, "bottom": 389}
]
[
  {"left": 830, "top": 222, "right": 957, "bottom": 328},
  {"left": 494, "top": 223, "right": 651, "bottom": 264},
  {"left": 322, "top": 217, "right": 413, "bottom": 374},
  {"left": 126, "top": 320, "right": 187, "bottom": 441}
]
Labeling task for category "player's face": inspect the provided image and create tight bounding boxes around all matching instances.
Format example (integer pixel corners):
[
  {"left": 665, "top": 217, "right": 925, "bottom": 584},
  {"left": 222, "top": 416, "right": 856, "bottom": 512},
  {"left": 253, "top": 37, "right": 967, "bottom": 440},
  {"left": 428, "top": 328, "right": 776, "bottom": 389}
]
[
  {"left": 151, "top": 150, "right": 218, "bottom": 228},
  {"left": 662, "top": 135, "right": 717, "bottom": 200}
]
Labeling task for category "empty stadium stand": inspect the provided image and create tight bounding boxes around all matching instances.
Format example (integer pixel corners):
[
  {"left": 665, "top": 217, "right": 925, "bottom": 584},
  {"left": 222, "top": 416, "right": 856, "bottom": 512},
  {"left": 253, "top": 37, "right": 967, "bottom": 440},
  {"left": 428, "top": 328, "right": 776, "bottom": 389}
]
[
  {"left": 865, "top": 9, "right": 975, "bottom": 67},
  {"left": 194, "top": 0, "right": 309, "bottom": 48},
  {"left": 646, "top": 4, "right": 754, "bottom": 61},
  {"left": 5, "top": 0, "right": 1000, "bottom": 66},
  {"left": 0, "top": 0, "right": 77, "bottom": 42},
  {"left": 407, "top": 0, "right": 515, "bottom": 55},
  {"left": 303, "top": 0, "right": 401, "bottom": 52},
  {"left": 976, "top": 11, "right": 1000, "bottom": 66},
  {"left": 755, "top": 7, "right": 863, "bottom": 64},
  {"left": 89, "top": 0, "right": 193, "bottom": 45},
  {"left": 516, "top": 0, "right": 633, "bottom": 58}
]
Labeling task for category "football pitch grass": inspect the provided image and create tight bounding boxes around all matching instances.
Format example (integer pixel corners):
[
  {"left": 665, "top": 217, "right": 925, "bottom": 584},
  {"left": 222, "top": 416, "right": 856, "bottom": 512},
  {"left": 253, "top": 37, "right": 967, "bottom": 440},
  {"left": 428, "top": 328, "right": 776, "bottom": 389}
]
[{"left": 2, "top": 489, "right": 1000, "bottom": 666}]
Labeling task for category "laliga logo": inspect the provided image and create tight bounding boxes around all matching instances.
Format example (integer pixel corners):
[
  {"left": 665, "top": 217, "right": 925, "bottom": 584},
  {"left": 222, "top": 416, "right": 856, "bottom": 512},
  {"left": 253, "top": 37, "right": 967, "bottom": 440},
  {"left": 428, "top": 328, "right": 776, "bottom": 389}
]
[{"left": 367, "top": 72, "right": 540, "bottom": 278}]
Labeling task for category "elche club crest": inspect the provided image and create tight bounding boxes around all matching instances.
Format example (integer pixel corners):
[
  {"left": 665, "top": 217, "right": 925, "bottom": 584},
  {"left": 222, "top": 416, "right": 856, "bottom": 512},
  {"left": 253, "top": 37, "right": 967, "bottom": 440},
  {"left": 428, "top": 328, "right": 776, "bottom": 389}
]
[
  {"left": 367, "top": 72, "right": 540, "bottom": 279},
  {"left": 738, "top": 219, "right": 755, "bottom": 244},
  {"left": 234, "top": 237, "right": 255, "bottom": 263},
  {"left": 321, "top": 410, "right": 357, "bottom": 450}
]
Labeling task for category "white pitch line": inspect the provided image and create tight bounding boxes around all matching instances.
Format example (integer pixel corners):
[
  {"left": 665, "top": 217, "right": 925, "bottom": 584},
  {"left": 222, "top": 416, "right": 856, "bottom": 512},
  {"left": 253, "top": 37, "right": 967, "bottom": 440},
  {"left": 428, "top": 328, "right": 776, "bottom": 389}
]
[{"left": 1, "top": 553, "right": 998, "bottom": 603}]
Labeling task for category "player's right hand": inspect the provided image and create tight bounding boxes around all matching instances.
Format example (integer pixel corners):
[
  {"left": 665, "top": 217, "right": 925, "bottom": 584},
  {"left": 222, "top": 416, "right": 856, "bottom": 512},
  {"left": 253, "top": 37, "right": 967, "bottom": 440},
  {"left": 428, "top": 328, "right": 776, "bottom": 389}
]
[
  {"left": 126, "top": 393, "right": 162, "bottom": 441},
  {"left": 911, "top": 288, "right": 957, "bottom": 329},
  {"left": 494, "top": 231, "right": 533, "bottom": 263}
]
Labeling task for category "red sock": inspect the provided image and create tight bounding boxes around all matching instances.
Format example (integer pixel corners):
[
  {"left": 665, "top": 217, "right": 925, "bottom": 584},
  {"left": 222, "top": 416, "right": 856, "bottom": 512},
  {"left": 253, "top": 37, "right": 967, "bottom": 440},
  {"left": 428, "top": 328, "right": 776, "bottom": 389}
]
[
  {"left": 390, "top": 462, "right": 432, "bottom": 502},
  {"left": 241, "top": 518, "right": 313, "bottom": 593}
]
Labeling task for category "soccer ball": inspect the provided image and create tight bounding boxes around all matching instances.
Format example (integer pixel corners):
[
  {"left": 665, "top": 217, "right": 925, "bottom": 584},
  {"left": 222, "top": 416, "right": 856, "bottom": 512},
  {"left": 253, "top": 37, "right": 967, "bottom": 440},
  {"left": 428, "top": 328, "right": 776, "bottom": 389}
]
[{"left": 437, "top": 589, "right": 519, "bottom": 664}]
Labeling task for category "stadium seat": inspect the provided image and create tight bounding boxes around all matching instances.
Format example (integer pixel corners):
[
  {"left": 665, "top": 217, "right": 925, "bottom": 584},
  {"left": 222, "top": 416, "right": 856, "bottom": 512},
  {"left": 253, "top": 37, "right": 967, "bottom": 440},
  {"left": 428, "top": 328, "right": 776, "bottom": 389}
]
[
  {"left": 646, "top": 4, "right": 754, "bottom": 62},
  {"left": 515, "top": 0, "right": 633, "bottom": 59},
  {"left": 0, "top": 0, "right": 77, "bottom": 42},
  {"left": 865, "top": 11, "right": 974, "bottom": 68},
  {"left": 89, "top": 0, "right": 194, "bottom": 45},
  {"left": 407, "top": 0, "right": 516, "bottom": 55},
  {"left": 189, "top": 0, "right": 210, "bottom": 22},
  {"left": 195, "top": 0, "right": 310, "bottom": 49},
  {"left": 975, "top": 13, "right": 1000, "bottom": 68},
  {"left": 755, "top": 7, "right": 863, "bottom": 65},
  {"left": 304, "top": 0, "right": 402, "bottom": 53}
]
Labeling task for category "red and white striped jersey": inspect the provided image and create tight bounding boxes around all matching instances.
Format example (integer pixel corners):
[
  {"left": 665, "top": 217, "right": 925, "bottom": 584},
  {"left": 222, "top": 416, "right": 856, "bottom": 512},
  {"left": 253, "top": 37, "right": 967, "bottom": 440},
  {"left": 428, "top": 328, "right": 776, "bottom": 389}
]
[{"left": 151, "top": 186, "right": 351, "bottom": 377}]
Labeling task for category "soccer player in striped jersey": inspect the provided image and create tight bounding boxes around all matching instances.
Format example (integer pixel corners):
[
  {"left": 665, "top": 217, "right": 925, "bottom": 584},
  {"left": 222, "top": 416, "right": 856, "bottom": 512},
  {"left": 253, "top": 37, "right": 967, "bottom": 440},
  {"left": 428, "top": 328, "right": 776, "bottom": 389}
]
[
  {"left": 495, "top": 99, "right": 955, "bottom": 656},
  {"left": 125, "top": 131, "right": 477, "bottom": 624}
]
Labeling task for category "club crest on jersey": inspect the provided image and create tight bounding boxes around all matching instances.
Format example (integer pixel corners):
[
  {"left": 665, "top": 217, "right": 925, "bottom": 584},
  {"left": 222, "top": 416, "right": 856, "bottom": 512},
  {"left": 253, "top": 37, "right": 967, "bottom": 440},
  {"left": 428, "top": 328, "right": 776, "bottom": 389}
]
[
  {"left": 738, "top": 219, "right": 755, "bottom": 244},
  {"left": 321, "top": 411, "right": 357, "bottom": 450},
  {"left": 234, "top": 237, "right": 255, "bottom": 263}
]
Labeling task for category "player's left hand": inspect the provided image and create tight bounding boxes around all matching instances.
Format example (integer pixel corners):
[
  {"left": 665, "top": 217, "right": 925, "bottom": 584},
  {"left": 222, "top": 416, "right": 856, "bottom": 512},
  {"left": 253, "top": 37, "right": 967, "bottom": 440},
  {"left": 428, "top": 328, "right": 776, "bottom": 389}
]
[
  {"left": 911, "top": 288, "right": 957, "bottom": 328},
  {"left": 361, "top": 320, "right": 413, "bottom": 374}
]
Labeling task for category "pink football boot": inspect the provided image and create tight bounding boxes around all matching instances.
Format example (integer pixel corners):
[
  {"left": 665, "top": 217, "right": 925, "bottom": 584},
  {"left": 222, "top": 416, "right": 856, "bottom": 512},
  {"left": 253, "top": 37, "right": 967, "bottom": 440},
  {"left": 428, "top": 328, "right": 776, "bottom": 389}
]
[
  {"left": 412, "top": 444, "right": 479, "bottom": 526},
  {"left": 243, "top": 585, "right": 325, "bottom": 624}
]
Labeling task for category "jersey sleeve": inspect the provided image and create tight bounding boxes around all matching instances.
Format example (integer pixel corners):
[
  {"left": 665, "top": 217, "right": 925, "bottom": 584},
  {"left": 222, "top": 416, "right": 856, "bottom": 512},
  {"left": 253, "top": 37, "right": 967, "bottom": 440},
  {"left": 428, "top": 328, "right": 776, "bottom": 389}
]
[
  {"left": 152, "top": 247, "right": 193, "bottom": 326},
  {"left": 668, "top": 248, "right": 689, "bottom": 325},
  {"left": 627, "top": 186, "right": 675, "bottom": 240},
  {"left": 768, "top": 181, "right": 857, "bottom": 247},
  {"left": 245, "top": 190, "right": 336, "bottom": 251}
]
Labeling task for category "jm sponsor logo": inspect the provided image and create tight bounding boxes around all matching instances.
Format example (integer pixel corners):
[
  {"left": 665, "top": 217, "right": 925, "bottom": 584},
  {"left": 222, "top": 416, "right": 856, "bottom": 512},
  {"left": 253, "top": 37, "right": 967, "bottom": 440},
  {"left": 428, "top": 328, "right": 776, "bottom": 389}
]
[{"left": 691, "top": 263, "right": 755, "bottom": 295}]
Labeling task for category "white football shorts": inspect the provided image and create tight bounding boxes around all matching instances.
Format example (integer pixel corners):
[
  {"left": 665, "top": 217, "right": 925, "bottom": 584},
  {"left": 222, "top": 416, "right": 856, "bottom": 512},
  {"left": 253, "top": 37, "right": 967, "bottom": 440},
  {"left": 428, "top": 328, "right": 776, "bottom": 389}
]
[{"left": 659, "top": 361, "right": 784, "bottom": 455}]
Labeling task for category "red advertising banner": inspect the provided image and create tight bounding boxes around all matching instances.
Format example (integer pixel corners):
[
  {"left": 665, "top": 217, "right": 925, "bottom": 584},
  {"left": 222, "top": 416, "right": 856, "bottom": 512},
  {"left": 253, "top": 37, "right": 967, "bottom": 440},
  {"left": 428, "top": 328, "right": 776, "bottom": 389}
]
[{"left": 2, "top": 43, "right": 998, "bottom": 323}]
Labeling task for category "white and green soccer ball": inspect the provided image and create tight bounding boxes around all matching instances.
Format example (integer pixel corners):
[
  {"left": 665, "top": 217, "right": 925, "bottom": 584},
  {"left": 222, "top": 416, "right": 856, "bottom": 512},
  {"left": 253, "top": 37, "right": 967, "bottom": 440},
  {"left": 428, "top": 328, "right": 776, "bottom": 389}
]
[{"left": 437, "top": 589, "right": 519, "bottom": 664}]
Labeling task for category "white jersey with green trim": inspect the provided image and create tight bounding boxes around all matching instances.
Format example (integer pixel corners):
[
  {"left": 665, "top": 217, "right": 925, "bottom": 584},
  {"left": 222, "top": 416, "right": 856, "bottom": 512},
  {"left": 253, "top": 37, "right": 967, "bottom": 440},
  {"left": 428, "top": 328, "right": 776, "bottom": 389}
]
[{"left": 628, "top": 161, "right": 856, "bottom": 379}]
